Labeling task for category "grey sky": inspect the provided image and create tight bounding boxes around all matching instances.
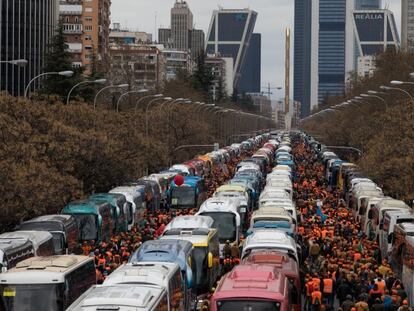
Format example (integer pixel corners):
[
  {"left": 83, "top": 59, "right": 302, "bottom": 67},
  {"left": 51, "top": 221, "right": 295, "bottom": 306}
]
[{"left": 111, "top": 0, "right": 401, "bottom": 99}]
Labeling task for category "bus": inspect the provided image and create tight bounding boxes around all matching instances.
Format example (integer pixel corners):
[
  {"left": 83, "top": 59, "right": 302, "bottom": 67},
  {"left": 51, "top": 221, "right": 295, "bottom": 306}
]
[
  {"left": 161, "top": 216, "right": 220, "bottom": 294},
  {"left": 168, "top": 176, "right": 207, "bottom": 210},
  {"left": 129, "top": 239, "right": 194, "bottom": 310},
  {"left": 391, "top": 223, "right": 414, "bottom": 277},
  {"left": 66, "top": 284, "right": 169, "bottom": 311},
  {"left": 241, "top": 229, "right": 299, "bottom": 263},
  {"left": 242, "top": 251, "right": 301, "bottom": 311},
  {"left": 89, "top": 193, "right": 128, "bottom": 233},
  {"left": 0, "top": 239, "right": 34, "bottom": 273},
  {"left": 0, "top": 255, "right": 96, "bottom": 311},
  {"left": 196, "top": 198, "right": 242, "bottom": 258},
  {"left": 209, "top": 264, "right": 290, "bottom": 311},
  {"left": 17, "top": 215, "right": 79, "bottom": 255},
  {"left": 62, "top": 200, "right": 112, "bottom": 243},
  {"left": 103, "top": 262, "right": 184, "bottom": 311},
  {"left": 0, "top": 231, "right": 55, "bottom": 256},
  {"left": 401, "top": 236, "right": 414, "bottom": 306}
]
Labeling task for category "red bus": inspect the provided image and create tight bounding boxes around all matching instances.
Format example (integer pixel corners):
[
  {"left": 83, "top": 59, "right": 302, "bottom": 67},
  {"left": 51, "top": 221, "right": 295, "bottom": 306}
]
[
  {"left": 242, "top": 251, "right": 301, "bottom": 311},
  {"left": 210, "top": 263, "right": 289, "bottom": 311}
]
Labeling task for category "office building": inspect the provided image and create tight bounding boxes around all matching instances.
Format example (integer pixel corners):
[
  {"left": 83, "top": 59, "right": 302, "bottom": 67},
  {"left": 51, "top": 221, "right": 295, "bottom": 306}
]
[
  {"left": 353, "top": 10, "right": 399, "bottom": 77},
  {"left": 206, "top": 8, "right": 258, "bottom": 92},
  {"left": 162, "top": 48, "right": 195, "bottom": 80},
  {"left": 60, "top": 0, "right": 111, "bottom": 74},
  {"left": 238, "top": 33, "right": 261, "bottom": 93},
  {"left": 171, "top": 0, "right": 193, "bottom": 51},
  {"left": 318, "top": 0, "right": 354, "bottom": 103},
  {"left": 110, "top": 44, "right": 165, "bottom": 91},
  {"left": 190, "top": 29, "right": 205, "bottom": 60},
  {"left": 402, "top": 0, "right": 414, "bottom": 49},
  {"left": 293, "top": 0, "right": 318, "bottom": 117},
  {"left": 205, "top": 54, "right": 234, "bottom": 100},
  {"left": 159, "top": 28, "right": 172, "bottom": 46},
  {"left": 159, "top": 1, "right": 205, "bottom": 61},
  {"left": 0, "top": 0, "right": 59, "bottom": 96},
  {"left": 110, "top": 23, "right": 152, "bottom": 45},
  {"left": 355, "top": 0, "right": 381, "bottom": 9}
]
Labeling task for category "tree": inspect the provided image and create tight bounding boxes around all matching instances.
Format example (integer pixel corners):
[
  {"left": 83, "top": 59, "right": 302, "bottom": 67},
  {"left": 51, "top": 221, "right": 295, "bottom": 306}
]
[
  {"left": 191, "top": 52, "right": 214, "bottom": 98},
  {"left": 41, "top": 23, "right": 81, "bottom": 99}
]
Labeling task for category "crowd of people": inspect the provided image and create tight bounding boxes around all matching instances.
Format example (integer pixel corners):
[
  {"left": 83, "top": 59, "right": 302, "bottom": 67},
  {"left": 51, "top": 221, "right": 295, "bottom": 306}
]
[
  {"left": 293, "top": 139, "right": 411, "bottom": 311},
  {"left": 74, "top": 157, "right": 240, "bottom": 284},
  {"left": 72, "top": 136, "right": 412, "bottom": 311}
]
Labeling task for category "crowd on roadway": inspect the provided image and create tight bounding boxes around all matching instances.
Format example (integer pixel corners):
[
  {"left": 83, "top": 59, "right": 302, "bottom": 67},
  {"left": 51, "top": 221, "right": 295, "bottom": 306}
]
[
  {"left": 1, "top": 131, "right": 413, "bottom": 311},
  {"left": 294, "top": 138, "right": 412, "bottom": 311}
]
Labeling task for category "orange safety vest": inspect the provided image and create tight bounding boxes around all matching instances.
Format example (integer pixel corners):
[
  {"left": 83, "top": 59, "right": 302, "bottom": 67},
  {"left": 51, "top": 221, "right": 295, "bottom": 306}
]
[
  {"left": 311, "top": 290, "right": 322, "bottom": 305},
  {"left": 98, "top": 258, "right": 106, "bottom": 266},
  {"left": 306, "top": 281, "right": 314, "bottom": 296},
  {"left": 323, "top": 278, "right": 333, "bottom": 294},
  {"left": 312, "top": 278, "right": 321, "bottom": 290}
]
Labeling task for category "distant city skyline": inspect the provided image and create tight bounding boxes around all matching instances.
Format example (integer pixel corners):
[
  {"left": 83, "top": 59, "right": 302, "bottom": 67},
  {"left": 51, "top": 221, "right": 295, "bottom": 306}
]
[{"left": 111, "top": 0, "right": 401, "bottom": 99}]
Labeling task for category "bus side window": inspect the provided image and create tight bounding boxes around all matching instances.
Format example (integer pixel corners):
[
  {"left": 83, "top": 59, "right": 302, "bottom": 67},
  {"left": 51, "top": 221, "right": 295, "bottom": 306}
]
[
  {"left": 287, "top": 278, "right": 299, "bottom": 304},
  {"left": 155, "top": 293, "right": 169, "bottom": 311},
  {"left": 169, "top": 269, "right": 183, "bottom": 310},
  {"left": 64, "top": 260, "right": 96, "bottom": 307}
]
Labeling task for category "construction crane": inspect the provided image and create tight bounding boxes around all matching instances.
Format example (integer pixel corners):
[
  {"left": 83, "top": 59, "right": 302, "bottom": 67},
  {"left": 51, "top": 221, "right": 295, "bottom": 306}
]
[{"left": 261, "top": 83, "right": 282, "bottom": 99}]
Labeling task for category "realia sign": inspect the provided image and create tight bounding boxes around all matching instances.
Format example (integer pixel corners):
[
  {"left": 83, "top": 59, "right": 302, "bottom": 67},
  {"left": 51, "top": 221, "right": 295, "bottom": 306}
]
[{"left": 354, "top": 13, "right": 384, "bottom": 20}]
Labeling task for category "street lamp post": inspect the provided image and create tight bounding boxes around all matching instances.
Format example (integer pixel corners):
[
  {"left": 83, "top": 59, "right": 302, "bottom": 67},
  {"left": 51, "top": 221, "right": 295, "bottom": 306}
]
[
  {"left": 93, "top": 84, "right": 129, "bottom": 109},
  {"left": 24, "top": 70, "right": 74, "bottom": 98},
  {"left": 66, "top": 79, "right": 107, "bottom": 105},
  {"left": 116, "top": 89, "right": 148, "bottom": 112},
  {"left": 0, "top": 59, "right": 28, "bottom": 66},
  {"left": 146, "top": 97, "right": 172, "bottom": 138},
  {"left": 380, "top": 85, "right": 414, "bottom": 103}
]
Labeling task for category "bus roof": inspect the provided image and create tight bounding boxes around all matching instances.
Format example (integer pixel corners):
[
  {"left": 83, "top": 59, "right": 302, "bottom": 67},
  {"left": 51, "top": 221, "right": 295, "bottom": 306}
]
[
  {"left": 212, "top": 264, "right": 286, "bottom": 301},
  {"left": 103, "top": 262, "right": 179, "bottom": 287},
  {"left": 160, "top": 229, "right": 217, "bottom": 247},
  {"left": 198, "top": 198, "right": 240, "bottom": 214},
  {"left": 129, "top": 239, "right": 192, "bottom": 270},
  {"left": 62, "top": 200, "right": 106, "bottom": 215},
  {"left": 0, "top": 231, "right": 53, "bottom": 246},
  {"left": 215, "top": 185, "right": 246, "bottom": 193},
  {"left": 0, "top": 255, "right": 92, "bottom": 284},
  {"left": 242, "top": 251, "right": 299, "bottom": 276},
  {"left": 67, "top": 284, "right": 165, "bottom": 311},
  {"left": 164, "top": 215, "right": 214, "bottom": 232},
  {"left": 18, "top": 215, "right": 74, "bottom": 232}
]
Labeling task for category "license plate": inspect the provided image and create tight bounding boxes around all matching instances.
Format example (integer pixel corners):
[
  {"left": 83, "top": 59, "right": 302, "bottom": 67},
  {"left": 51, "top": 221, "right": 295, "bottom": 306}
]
[
  {"left": 172, "top": 198, "right": 178, "bottom": 205},
  {"left": 240, "top": 208, "right": 246, "bottom": 213}
]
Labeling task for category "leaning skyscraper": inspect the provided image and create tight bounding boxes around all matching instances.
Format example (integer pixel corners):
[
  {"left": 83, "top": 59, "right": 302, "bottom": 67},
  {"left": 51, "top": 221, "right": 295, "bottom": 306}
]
[{"left": 205, "top": 9, "right": 258, "bottom": 92}]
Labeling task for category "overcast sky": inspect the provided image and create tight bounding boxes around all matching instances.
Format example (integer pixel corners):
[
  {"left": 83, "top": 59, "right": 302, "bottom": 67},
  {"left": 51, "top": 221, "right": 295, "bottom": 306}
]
[{"left": 111, "top": 0, "right": 401, "bottom": 99}]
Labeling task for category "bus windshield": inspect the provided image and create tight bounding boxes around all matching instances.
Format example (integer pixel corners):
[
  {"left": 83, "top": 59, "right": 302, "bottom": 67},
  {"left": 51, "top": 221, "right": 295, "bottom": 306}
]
[
  {"left": 217, "top": 300, "right": 281, "bottom": 311},
  {"left": 200, "top": 212, "right": 236, "bottom": 243},
  {"left": 171, "top": 187, "right": 195, "bottom": 206},
  {"left": 72, "top": 214, "right": 98, "bottom": 241},
  {"left": 192, "top": 247, "right": 208, "bottom": 289},
  {"left": 0, "top": 283, "right": 65, "bottom": 311},
  {"left": 50, "top": 232, "right": 65, "bottom": 255}
]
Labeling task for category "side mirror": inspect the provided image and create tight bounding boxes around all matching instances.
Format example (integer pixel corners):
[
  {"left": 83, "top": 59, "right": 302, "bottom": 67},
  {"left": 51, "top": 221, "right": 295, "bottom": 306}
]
[
  {"left": 1, "top": 266, "right": 7, "bottom": 273},
  {"left": 208, "top": 252, "right": 213, "bottom": 269}
]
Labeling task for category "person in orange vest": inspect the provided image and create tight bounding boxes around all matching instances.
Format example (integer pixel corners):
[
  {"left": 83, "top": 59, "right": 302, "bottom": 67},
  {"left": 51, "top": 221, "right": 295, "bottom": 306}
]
[
  {"left": 305, "top": 276, "right": 315, "bottom": 311},
  {"left": 311, "top": 287, "right": 323, "bottom": 311},
  {"left": 322, "top": 273, "right": 335, "bottom": 310}
]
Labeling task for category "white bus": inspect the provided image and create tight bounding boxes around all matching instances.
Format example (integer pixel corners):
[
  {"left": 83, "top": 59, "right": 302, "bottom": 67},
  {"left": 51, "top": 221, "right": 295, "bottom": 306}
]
[
  {"left": 103, "top": 262, "right": 184, "bottom": 311},
  {"left": 67, "top": 284, "right": 169, "bottom": 311},
  {"left": 0, "top": 255, "right": 96, "bottom": 310}
]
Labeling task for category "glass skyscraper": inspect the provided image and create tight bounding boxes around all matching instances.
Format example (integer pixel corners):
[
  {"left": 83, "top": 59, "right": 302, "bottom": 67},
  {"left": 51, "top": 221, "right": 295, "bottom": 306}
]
[
  {"left": 294, "top": 0, "right": 313, "bottom": 117},
  {"left": 355, "top": 0, "right": 381, "bottom": 9},
  {"left": 0, "top": 0, "right": 59, "bottom": 96},
  {"left": 206, "top": 9, "right": 258, "bottom": 92}
]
